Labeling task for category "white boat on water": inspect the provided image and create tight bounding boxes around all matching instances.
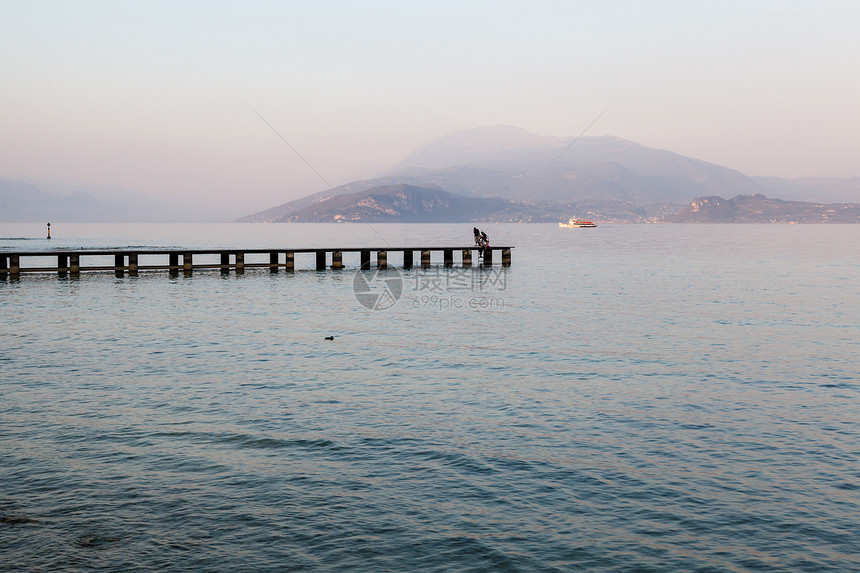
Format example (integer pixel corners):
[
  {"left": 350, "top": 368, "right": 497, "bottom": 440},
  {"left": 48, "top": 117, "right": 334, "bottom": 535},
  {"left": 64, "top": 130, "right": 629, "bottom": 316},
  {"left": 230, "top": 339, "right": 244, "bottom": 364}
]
[{"left": 559, "top": 218, "right": 596, "bottom": 228}]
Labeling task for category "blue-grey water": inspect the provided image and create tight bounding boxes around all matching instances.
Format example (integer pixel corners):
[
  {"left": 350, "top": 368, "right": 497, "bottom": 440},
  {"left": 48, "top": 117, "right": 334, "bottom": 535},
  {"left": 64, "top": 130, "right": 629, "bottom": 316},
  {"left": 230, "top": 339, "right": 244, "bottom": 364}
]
[{"left": 2, "top": 223, "right": 859, "bottom": 572}]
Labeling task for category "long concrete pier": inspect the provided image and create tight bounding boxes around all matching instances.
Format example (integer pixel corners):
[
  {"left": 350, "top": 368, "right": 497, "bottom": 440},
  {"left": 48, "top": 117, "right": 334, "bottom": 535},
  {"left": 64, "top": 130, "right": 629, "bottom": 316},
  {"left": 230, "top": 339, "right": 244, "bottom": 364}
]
[{"left": 0, "top": 246, "right": 512, "bottom": 277}]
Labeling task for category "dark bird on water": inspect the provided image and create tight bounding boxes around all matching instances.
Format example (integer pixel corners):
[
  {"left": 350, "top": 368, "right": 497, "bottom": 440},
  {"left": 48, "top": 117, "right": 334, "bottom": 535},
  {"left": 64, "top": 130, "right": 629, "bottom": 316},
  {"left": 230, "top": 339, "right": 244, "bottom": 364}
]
[{"left": 325, "top": 336, "right": 334, "bottom": 341}]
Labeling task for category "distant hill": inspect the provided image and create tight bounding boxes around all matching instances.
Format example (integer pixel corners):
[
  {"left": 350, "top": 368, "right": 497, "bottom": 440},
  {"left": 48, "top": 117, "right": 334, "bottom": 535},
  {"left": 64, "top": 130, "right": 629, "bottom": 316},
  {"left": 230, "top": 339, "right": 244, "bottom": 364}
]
[
  {"left": 8, "top": 126, "right": 855, "bottom": 224},
  {"left": 272, "top": 184, "right": 509, "bottom": 223},
  {"left": 668, "top": 194, "right": 860, "bottom": 223},
  {"left": 0, "top": 178, "right": 223, "bottom": 222},
  {"left": 240, "top": 125, "right": 860, "bottom": 223},
  {"left": 394, "top": 125, "right": 568, "bottom": 171},
  {"left": 239, "top": 180, "right": 686, "bottom": 224},
  {"left": 0, "top": 179, "right": 95, "bottom": 222},
  {"left": 236, "top": 133, "right": 770, "bottom": 223},
  {"left": 237, "top": 188, "right": 345, "bottom": 223},
  {"left": 391, "top": 127, "right": 768, "bottom": 204},
  {"left": 752, "top": 176, "right": 860, "bottom": 203},
  {"left": 241, "top": 183, "right": 860, "bottom": 225},
  {"left": 234, "top": 169, "right": 516, "bottom": 222}
]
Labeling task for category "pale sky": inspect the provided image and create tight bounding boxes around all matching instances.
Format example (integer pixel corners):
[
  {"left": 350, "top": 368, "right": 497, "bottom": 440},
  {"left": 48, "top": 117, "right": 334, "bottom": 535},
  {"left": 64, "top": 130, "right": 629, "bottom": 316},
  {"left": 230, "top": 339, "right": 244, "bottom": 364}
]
[{"left": 2, "top": 0, "right": 859, "bottom": 214}]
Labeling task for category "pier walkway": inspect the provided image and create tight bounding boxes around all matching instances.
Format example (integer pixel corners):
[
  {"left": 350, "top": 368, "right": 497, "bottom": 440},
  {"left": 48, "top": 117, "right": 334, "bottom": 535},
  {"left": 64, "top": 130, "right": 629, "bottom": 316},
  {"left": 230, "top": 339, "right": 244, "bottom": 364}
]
[{"left": 0, "top": 246, "right": 512, "bottom": 277}]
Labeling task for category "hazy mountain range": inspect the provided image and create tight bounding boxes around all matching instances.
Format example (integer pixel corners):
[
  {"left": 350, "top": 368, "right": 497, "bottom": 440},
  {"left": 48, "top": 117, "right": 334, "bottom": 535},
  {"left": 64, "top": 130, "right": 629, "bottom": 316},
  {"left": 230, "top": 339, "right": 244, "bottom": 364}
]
[
  {"left": 270, "top": 184, "right": 510, "bottom": 223},
  {"left": 3, "top": 125, "right": 859, "bottom": 223},
  {"left": 238, "top": 125, "right": 860, "bottom": 223},
  {"left": 669, "top": 194, "right": 860, "bottom": 223},
  {"left": 0, "top": 178, "right": 224, "bottom": 223}
]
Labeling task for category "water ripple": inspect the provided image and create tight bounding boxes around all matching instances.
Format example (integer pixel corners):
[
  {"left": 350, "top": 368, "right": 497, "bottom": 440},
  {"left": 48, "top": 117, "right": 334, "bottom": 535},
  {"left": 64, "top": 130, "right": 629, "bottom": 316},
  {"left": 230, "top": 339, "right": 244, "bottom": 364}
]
[{"left": 3, "top": 224, "right": 860, "bottom": 572}]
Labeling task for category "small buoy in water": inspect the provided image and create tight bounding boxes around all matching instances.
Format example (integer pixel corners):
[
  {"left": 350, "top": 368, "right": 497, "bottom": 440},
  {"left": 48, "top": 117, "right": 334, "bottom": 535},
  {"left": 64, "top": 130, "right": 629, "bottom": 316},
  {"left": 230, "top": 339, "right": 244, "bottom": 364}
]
[{"left": 325, "top": 336, "right": 334, "bottom": 341}]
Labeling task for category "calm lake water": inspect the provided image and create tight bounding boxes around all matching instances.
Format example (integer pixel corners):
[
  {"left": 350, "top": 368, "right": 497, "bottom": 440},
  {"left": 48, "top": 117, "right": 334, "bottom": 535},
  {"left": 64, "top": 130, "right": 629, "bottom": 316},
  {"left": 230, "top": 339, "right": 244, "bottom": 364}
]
[{"left": 2, "top": 223, "right": 859, "bottom": 572}]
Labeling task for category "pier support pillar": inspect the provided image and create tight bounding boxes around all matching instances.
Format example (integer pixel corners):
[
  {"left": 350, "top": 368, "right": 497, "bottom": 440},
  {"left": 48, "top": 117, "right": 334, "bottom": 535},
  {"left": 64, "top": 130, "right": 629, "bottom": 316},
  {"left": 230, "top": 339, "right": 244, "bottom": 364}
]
[
  {"left": 285, "top": 251, "right": 294, "bottom": 271},
  {"left": 483, "top": 249, "right": 493, "bottom": 266},
  {"left": 360, "top": 250, "right": 371, "bottom": 270},
  {"left": 70, "top": 254, "right": 80, "bottom": 275},
  {"left": 129, "top": 253, "right": 138, "bottom": 276},
  {"left": 58, "top": 255, "right": 68, "bottom": 276},
  {"left": 169, "top": 256, "right": 178, "bottom": 276},
  {"left": 221, "top": 253, "right": 230, "bottom": 273},
  {"left": 316, "top": 251, "right": 326, "bottom": 271},
  {"left": 10, "top": 255, "right": 20, "bottom": 277},
  {"left": 462, "top": 249, "right": 472, "bottom": 267},
  {"left": 502, "top": 248, "right": 511, "bottom": 267},
  {"left": 421, "top": 250, "right": 431, "bottom": 268},
  {"left": 377, "top": 250, "right": 387, "bottom": 270},
  {"left": 332, "top": 251, "right": 343, "bottom": 270},
  {"left": 116, "top": 254, "right": 126, "bottom": 277},
  {"left": 0, "top": 255, "right": 7, "bottom": 276},
  {"left": 443, "top": 249, "right": 453, "bottom": 268},
  {"left": 182, "top": 253, "right": 193, "bottom": 275},
  {"left": 269, "top": 251, "right": 279, "bottom": 273},
  {"left": 403, "top": 250, "right": 413, "bottom": 269},
  {"left": 236, "top": 253, "right": 245, "bottom": 274}
]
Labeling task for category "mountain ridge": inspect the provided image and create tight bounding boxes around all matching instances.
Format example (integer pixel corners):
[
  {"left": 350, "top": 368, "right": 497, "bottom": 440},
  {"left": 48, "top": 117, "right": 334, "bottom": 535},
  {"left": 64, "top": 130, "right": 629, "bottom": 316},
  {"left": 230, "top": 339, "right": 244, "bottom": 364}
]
[
  {"left": 3, "top": 126, "right": 858, "bottom": 223},
  {"left": 236, "top": 124, "right": 860, "bottom": 223},
  {"left": 669, "top": 193, "right": 860, "bottom": 223},
  {"left": 242, "top": 182, "right": 860, "bottom": 224},
  {"left": 0, "top": 178, "right": 225, "bottom": 222},
  {"left": 272, "top": 183, "right": 510, "bottom": 223}
]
